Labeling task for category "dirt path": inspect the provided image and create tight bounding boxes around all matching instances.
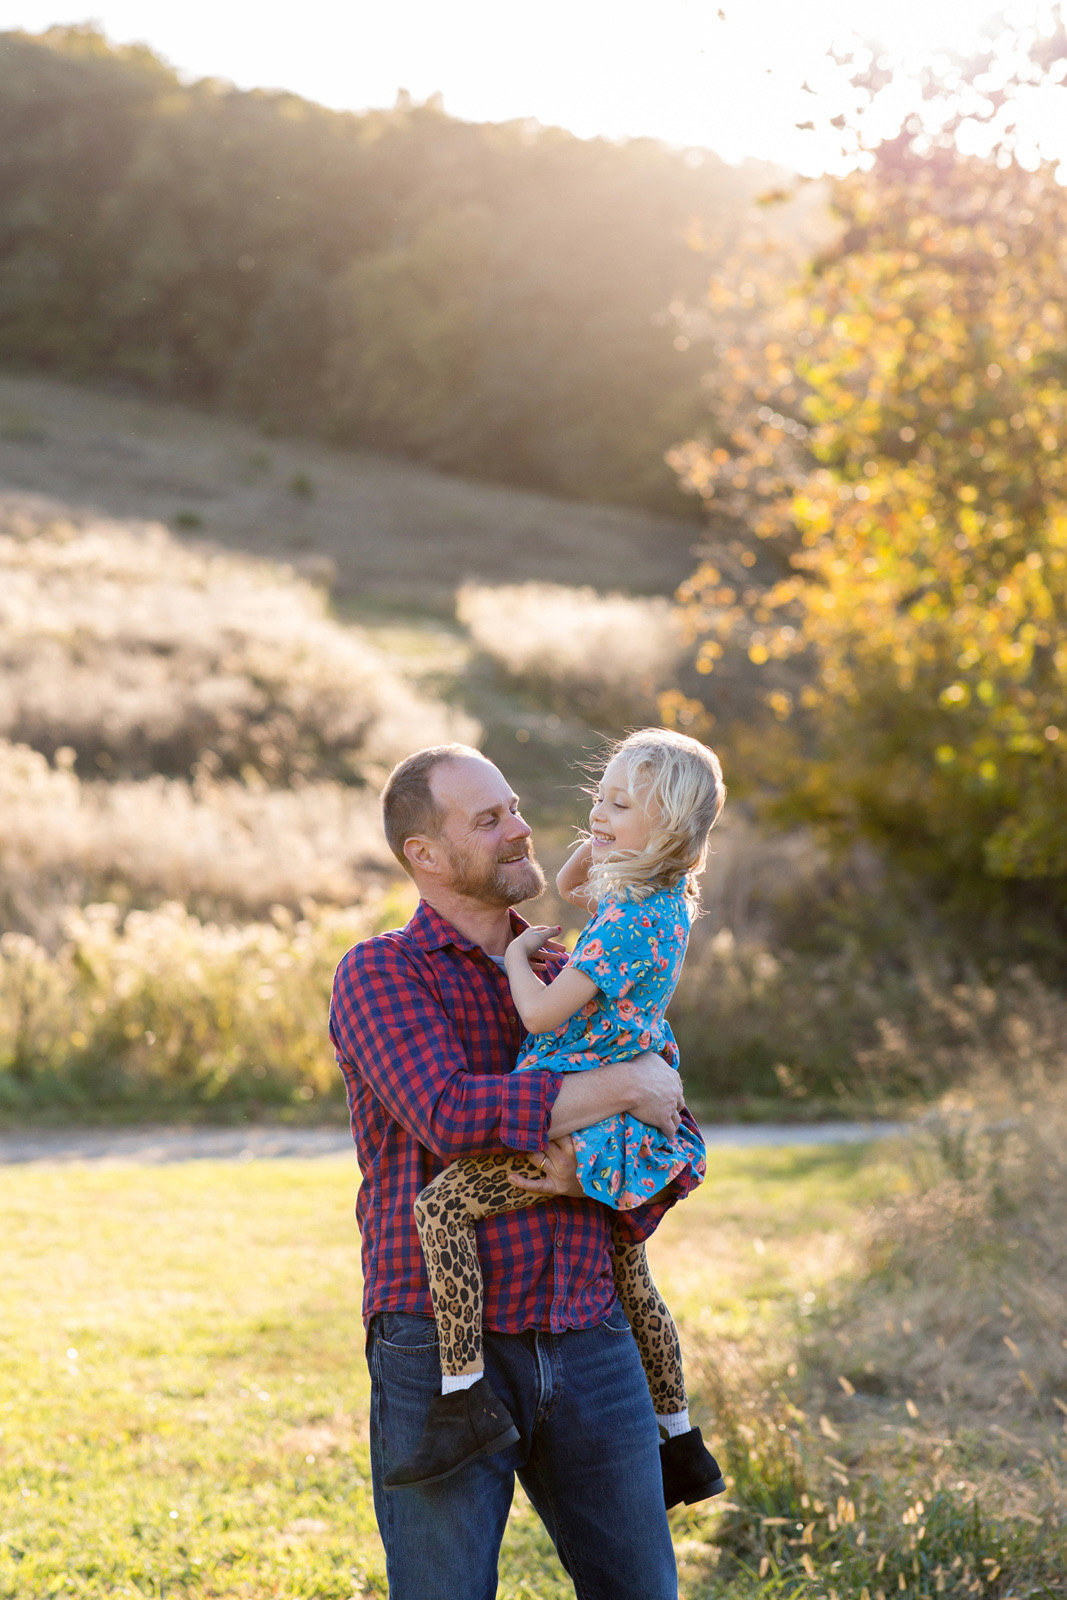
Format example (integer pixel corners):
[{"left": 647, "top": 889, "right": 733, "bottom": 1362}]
[{"left": 0, "top": 1122, "right": 912, "bottom": 1167}]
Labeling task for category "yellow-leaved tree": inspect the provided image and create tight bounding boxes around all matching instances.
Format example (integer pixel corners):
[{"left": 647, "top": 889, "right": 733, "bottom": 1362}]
[{"left": 672, "top": 31, "right": 1067, "bottom": 902}]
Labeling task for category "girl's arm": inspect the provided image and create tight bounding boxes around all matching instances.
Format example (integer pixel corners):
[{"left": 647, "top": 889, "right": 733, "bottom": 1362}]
[
  {"left": 556, "top": 839, "right": 597, "bottom": 910},
  {"left": 504, "top": 925, "right": 598, "bottom": 1033}
]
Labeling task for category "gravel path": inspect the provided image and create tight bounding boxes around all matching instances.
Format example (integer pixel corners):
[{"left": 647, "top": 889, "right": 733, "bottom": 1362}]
[{"left": 0, "top": 1121, "right": 913, "bottom": 1167}]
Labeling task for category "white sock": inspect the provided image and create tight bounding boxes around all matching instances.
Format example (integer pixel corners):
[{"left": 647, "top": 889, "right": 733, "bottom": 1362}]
[
  {"left": 656, "top": 1409, "right": 691, "bottom": 1439},
  {"left": 441, "top": 1370, "right": 482, "bottom": 1395}
]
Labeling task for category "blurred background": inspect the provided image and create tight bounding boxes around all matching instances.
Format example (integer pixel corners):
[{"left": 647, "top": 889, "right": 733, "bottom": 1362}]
[
  {"left": 1, "top": 6, "right": 1066, "bottom": 1597},
  {"left": 0, "top": 2, "right": 1064, "bottom": 1126}
]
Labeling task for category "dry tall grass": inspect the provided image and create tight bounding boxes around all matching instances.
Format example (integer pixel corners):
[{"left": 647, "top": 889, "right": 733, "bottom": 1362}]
[
  {"left": 677, "top": 1078, "right": 1067, "bottom": 1593},
  {"left": 0, "top": 892, "right": 408, "bottom": 1116},
  {"left": 855, "top": 1076, "right": 1067, "bottom": 1417},
  {"left": 0, "top": 740, "right": 391, "bottom": 937},
  {"left": 0, "top": 492, "right": 476, "bottom": 782},
  {"left": 456, "top": 580, "right": 686, "bottom": 727}
]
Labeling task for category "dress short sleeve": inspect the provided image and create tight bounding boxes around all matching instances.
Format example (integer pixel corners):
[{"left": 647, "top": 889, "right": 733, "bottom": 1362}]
[{"left": 567, "top": 898, "right": 656, "bottom": 1002}]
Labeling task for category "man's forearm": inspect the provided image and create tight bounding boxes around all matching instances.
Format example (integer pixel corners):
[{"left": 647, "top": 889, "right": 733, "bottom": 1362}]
[
  {"left": 547, "top": 1067, "right": 635, "bottom": 1137},
  {"left": 545, "top": 1056, "right": 682, "bottom": 1140}
]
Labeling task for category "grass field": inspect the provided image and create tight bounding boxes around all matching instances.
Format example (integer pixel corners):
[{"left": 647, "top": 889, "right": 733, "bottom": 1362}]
[
  {"left": 0, "top": 1143, "right": 898, "bottom": 1600},
  {"left": 3, "top": 1138, "right": 1062, "bottom": 1599}
]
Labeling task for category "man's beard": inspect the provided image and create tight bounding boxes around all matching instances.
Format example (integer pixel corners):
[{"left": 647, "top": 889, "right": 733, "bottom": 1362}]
[{"left": 445, "top": 840, "right": 546, "bottom": 907}]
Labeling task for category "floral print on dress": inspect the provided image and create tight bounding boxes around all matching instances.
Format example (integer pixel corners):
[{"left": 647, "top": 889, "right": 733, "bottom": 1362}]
[{"left": 516, "top": 883, "right": 706, "bottom": 1210}]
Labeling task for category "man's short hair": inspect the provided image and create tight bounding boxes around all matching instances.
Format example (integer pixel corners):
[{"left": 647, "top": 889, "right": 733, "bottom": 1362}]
[{"left": 381, "top": 744, "right": 481, "bottom": 872}]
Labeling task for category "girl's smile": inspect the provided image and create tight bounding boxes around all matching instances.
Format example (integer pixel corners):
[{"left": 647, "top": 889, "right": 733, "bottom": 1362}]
[{"left": 588, "top": 754, "right": 660, "bottom": 859}]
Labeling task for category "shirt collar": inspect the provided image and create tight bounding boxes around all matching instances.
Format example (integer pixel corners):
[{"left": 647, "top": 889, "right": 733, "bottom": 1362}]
[{"left": 406, "top": 899, "right": 531, "bottom": 956}]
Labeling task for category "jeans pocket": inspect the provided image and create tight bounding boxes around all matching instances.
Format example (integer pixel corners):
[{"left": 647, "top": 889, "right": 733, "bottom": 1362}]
[
  {"left": 376, "top": 1312, "right": 440, "bottom": 1354},
  {"left": 599, "top": 1299, "right": 634, "bottom": 1336}
]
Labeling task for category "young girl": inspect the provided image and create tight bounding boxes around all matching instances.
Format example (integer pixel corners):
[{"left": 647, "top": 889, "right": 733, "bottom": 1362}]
[{"left": 385, "top": 728, "right": 726, "bottom": 1506}]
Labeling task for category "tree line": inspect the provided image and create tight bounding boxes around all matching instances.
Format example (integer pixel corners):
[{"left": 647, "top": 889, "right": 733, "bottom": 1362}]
[{"left": 0, "top": 24, "right": 800, "bottom": 512}]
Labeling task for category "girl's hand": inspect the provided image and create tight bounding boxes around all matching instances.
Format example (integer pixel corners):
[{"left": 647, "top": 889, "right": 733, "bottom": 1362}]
[
  {"left": 563, "top": 839, "right": 593, "bottom": 874},
  {"left": 505, "top": 925, "right": 561, "bottom": 966},
  {"left": 509, "top": 1136, "right": 584, "bottom": 1198},
  {"left": 557, "top": 839, "right": 596, "bottom": 907}
]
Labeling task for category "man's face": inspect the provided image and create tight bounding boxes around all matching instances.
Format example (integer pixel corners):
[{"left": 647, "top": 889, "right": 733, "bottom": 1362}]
[{"left": 428, "top": 757, "right": 545, "bottom": 907}]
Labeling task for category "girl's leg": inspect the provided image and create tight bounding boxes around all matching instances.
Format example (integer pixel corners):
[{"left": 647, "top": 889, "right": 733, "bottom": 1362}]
[
  {"left": 414, "top": 1152, "right": 544, "bottom": 1381},
  {"left": 609, "top": 1236, "right": 688, "bottom": 1419},
  {"left": 611, "top": 1231, "right": 727, "bottom": 1508},
  {"left": 385, "top": 1155, "right": 545, "bottom": 1490}
]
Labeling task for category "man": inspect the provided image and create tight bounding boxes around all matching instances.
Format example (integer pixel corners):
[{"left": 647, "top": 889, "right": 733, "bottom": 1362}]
[{"left": 330, "top": 743, "right": 702, "bottom": 1600}]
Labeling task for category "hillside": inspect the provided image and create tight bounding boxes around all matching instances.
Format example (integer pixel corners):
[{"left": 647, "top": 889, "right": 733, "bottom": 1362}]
[
  {"left": 0, "top": 25, "right": 823, "bottom": 513},
  {"left": 0, "top": 371, "right": 705, "bottom": 609}
]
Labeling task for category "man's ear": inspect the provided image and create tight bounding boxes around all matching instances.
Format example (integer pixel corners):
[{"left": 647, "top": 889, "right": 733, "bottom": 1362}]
[{"left": 403, "top": 834, "right": 441, "bottom": 875}]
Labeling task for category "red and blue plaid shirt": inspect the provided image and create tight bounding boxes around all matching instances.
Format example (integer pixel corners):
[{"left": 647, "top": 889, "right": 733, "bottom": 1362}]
[{"left": 330, "top": 899, "right": 698, "bottom": 1331}]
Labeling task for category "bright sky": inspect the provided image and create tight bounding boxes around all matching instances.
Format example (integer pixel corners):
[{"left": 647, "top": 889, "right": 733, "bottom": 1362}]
[{"left": 0, "top": 0, "right": 1059, "bottom": 171}]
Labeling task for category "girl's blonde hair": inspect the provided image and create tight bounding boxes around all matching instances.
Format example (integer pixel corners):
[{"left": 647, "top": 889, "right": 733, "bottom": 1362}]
[{"left": 585, "top": 727, "right": 725, "bottom": 920}]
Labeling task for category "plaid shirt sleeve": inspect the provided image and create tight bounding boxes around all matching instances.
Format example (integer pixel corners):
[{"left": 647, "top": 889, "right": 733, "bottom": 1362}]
[{"left": 330, "top": 938, "right": 561, "bottom": 1160}]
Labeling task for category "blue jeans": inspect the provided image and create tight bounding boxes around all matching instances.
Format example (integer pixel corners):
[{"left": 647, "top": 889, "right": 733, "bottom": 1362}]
[{"left": 368, "top": 1303, "right": 678, "bottom": 1600}]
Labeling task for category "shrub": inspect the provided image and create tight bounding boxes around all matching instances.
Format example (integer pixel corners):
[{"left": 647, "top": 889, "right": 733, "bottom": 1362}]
[
  {"left": 671, "top": 816, "right": 1067, "bottom": 1108},
  {"left": 674, "top": 919, "right": 1067, "bottom": 1109}
]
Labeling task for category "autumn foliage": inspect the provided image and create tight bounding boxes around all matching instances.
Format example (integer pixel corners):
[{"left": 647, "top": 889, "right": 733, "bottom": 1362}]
[{"left": 674, "top": 131, "right": 1067, "bottom": 902}]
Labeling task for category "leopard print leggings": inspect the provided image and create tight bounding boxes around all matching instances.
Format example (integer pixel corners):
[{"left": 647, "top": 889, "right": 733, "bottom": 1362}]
[{"left": 413, "top": 1152, "right": 688, "bottom": 1414}]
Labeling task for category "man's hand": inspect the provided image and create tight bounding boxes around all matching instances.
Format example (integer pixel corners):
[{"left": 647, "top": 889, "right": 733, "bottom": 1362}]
[
  {"left": 508, "top": 1135, "right": 584, "bottom": 1198},
  {"left": 626, "top": 1051, "right": 684, "bottom": 1138}
]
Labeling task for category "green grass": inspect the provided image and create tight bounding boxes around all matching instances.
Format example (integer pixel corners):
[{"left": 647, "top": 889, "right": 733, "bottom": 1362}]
[
  {"left": 2, "top": 1135, "right": 1063, "bottom": 1598},
  {"left": 0, "top": 1145, "right": 906, "bottom": 1599}
]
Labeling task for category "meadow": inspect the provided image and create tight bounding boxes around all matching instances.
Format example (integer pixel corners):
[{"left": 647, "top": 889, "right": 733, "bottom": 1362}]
[
  {"left": 1, "top": 1102, "right": 1063, "bottom": 1600},
  {"left": 0, "top": 369, "right": 1064, "bottom": 1594},
  {"left": 2, "top": 408, "right": 1067, "bottom": 1122},
  {"left": 0, "top": 372, "right": 702, "bottom": 611}
]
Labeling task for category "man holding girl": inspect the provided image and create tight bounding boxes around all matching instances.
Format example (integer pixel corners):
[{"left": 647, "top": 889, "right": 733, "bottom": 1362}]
[{"left": 330, "top": 737, "right": 721, "bottom": 1600}]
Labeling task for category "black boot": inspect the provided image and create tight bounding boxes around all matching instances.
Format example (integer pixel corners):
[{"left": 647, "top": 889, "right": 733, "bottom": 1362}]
[
  {"left": 384, "top": 1377, "right": 520, "bottom": 1489},
  {"left": 660, "top": 1426, "right": 727, "bottom": 1509}
]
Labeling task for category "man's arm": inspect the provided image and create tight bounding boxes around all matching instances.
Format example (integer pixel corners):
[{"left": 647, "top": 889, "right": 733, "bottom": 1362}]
[
  {"left": 330, "top": 940, "right": 560, "bottom": 1162},
  {"left": 546, "top": 1053, "right": 684, "bottom": 1140},
  {"left": 512, "top": 1107, "right": 703, "bottom": 1221}
]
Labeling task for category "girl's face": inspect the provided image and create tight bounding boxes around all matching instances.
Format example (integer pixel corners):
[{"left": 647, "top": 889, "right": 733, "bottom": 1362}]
[{"left": 589, "top": 755, "right": 660, "bottom": 860}]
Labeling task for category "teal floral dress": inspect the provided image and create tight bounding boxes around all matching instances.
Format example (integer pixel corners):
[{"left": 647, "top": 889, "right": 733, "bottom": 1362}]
[{"left": 516, "top": 883, "right": 706, "bottom": 1209}]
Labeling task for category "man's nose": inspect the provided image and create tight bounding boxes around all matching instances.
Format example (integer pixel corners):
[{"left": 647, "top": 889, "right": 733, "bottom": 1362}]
[{"left": 507, "top": 810, "right": 532, "bottom": 840}]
